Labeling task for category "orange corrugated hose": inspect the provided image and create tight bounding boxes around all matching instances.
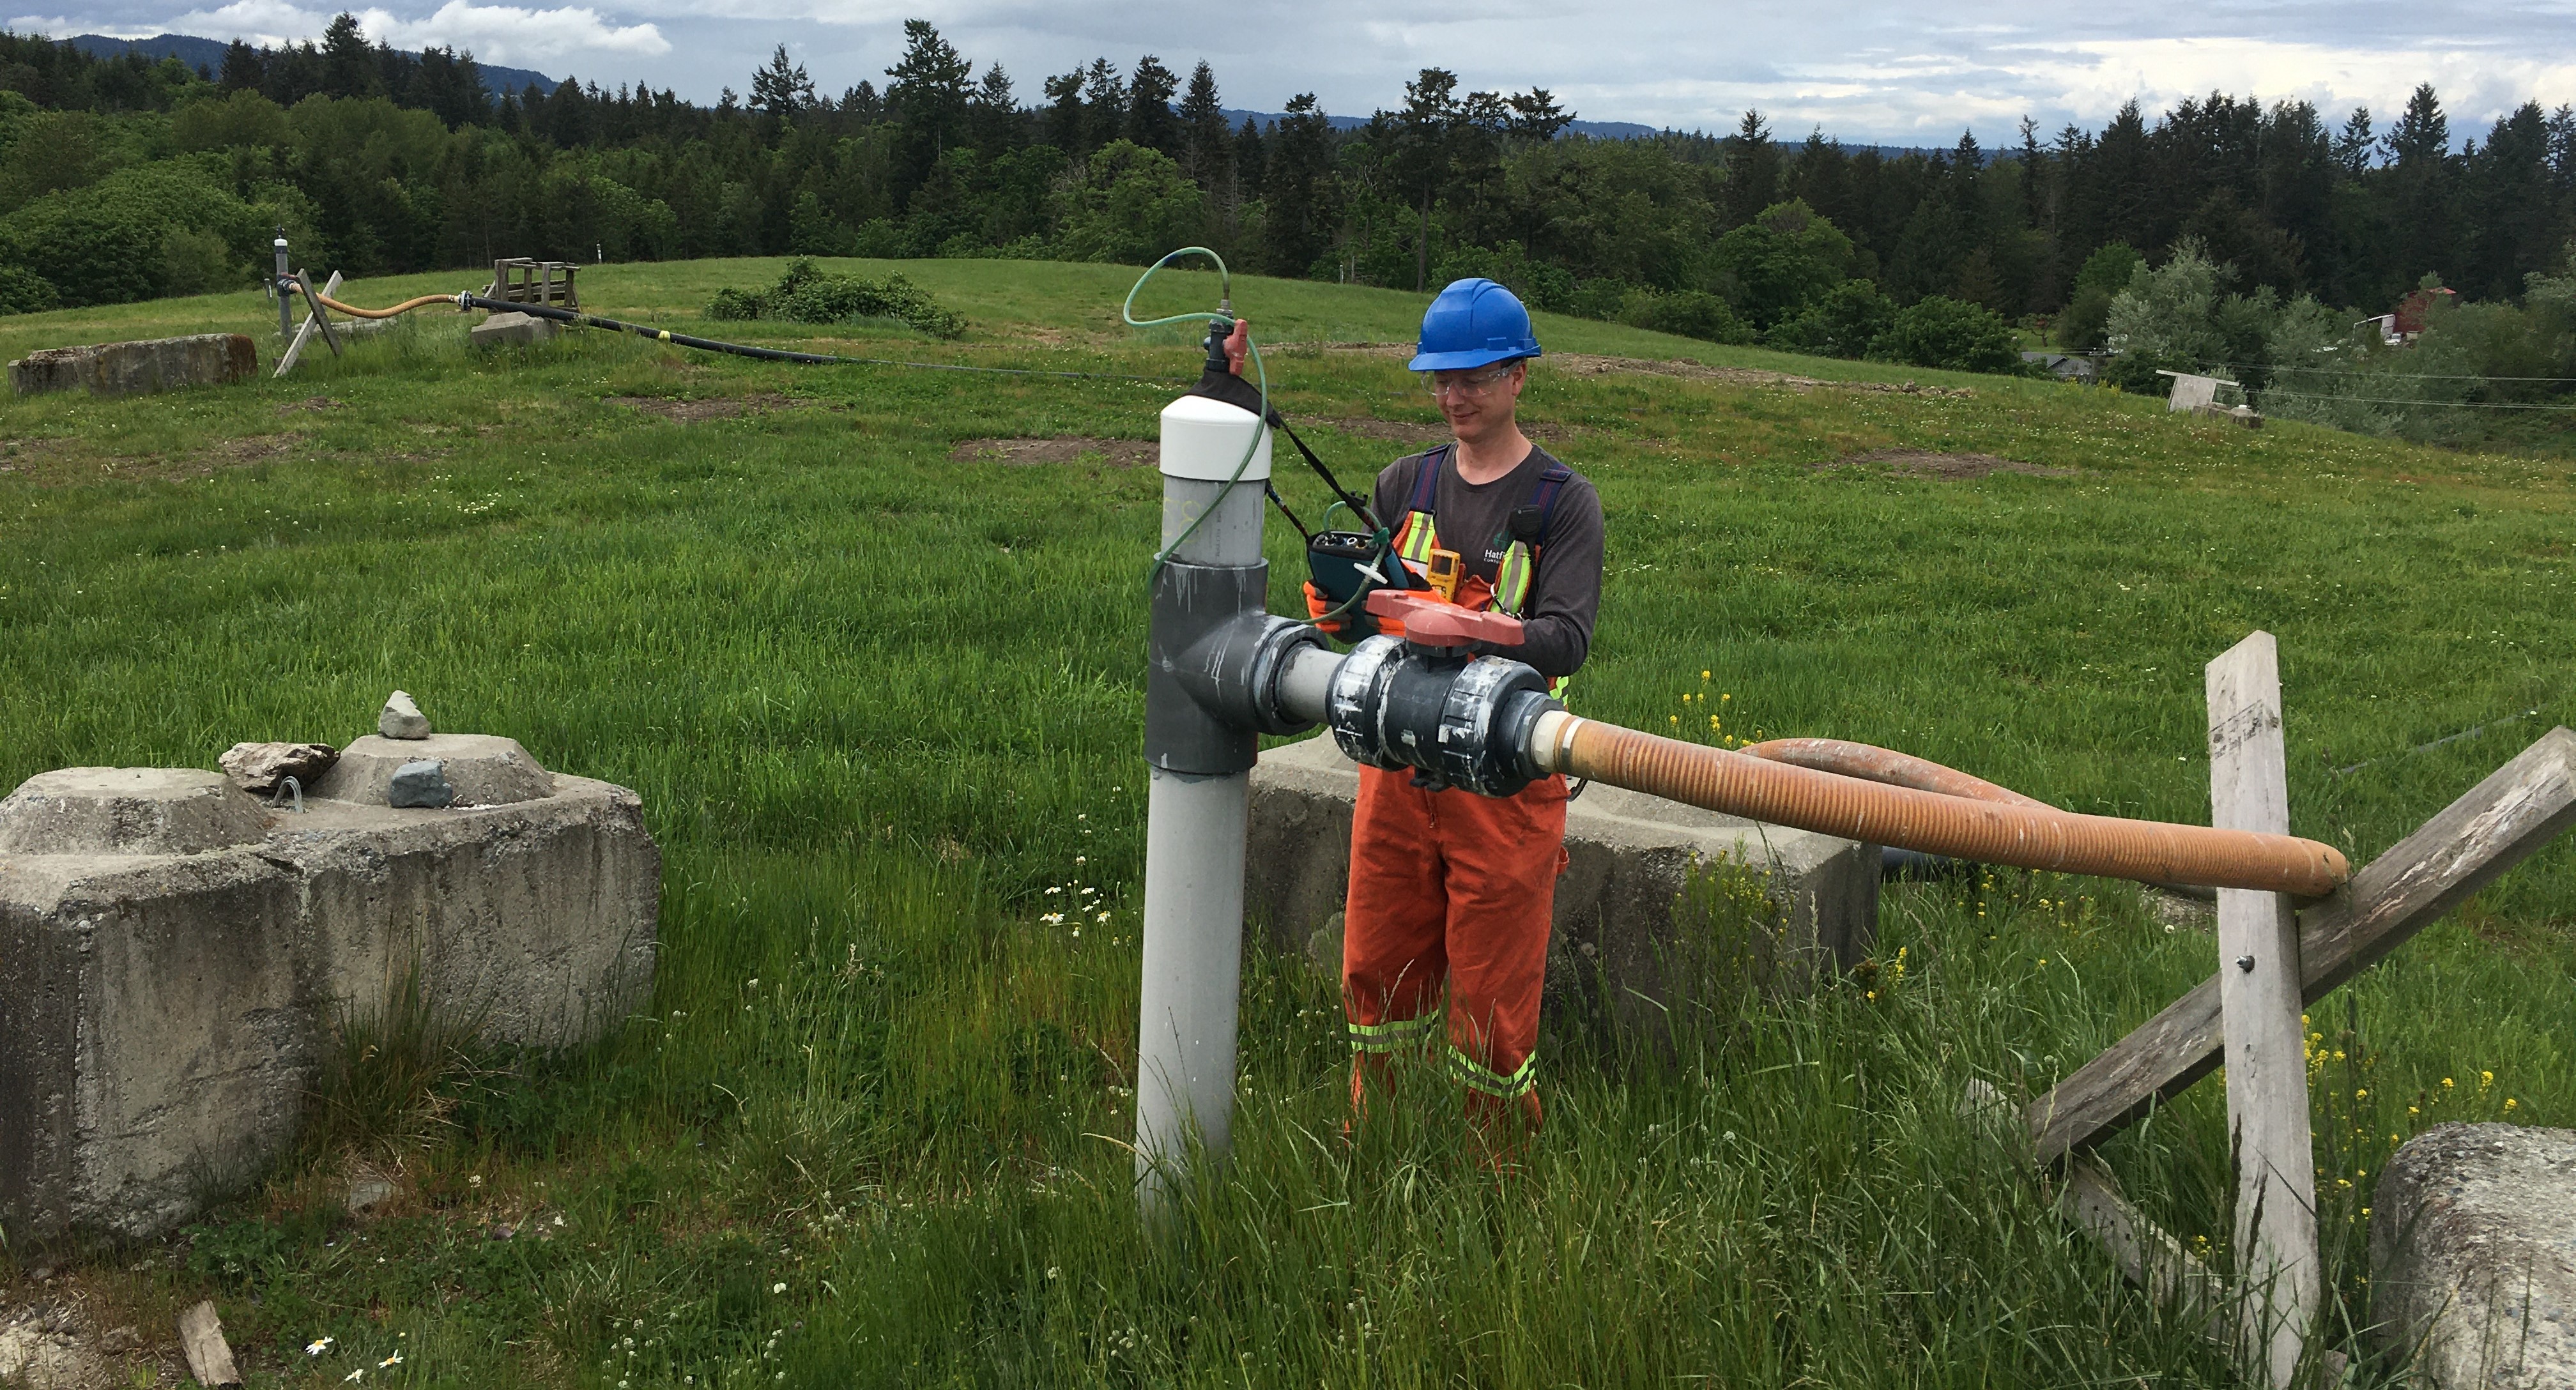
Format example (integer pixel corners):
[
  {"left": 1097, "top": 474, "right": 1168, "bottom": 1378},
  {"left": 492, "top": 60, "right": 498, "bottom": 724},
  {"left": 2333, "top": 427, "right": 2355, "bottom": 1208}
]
[
  {"left": 310, "top": 291, "right": 455, "bottom": 319},
  {"left": 1544, "top": 722, "right": 2347, "bottom": 897}
]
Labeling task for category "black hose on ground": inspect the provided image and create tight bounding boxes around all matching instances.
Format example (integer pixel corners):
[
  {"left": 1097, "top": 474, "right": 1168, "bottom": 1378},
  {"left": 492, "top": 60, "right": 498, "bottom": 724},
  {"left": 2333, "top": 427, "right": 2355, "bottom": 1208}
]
[{"left": 454, "top": 293, "right": 1183, "bottom": 383}]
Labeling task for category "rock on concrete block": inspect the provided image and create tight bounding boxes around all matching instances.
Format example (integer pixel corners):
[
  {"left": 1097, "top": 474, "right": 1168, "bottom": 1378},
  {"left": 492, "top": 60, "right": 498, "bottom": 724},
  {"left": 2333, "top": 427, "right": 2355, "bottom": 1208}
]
[
  {"left": 1245, "top": 735, "right": 1878, "bottom": 1026},
  {"left": 218, "top": 742, "right": 339, "bottom": 796},
  {"left": 379, "top": 689, "right": 432, "bottom": 740},
  {"left": 0, "top": 740, "right": 657, "bottom": 1241},
  {"left": 7, "top": 334, "right": 257, "bottom": 399},
  {"left": 388, "top": 760, "right": 454, "bottom": 809},
  {"left": 470, "top": 311, "right": 555, "bottom": 349},
  {"left": 2371, "top": 1122, "right": 2576, "bottom": 1390}
]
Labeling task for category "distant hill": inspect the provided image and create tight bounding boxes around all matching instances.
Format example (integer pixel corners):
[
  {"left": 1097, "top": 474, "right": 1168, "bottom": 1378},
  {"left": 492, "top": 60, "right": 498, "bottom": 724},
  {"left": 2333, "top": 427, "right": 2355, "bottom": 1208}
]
[{"left": 68, "top": 32, "right": 564, "bottom": 96}]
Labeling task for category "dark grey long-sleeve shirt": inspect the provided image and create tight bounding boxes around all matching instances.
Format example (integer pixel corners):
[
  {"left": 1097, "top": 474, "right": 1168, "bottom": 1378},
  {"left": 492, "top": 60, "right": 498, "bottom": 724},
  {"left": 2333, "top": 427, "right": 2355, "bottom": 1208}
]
[{"left": 1373, "top": 443, "right": 1604, "bottom": 679}]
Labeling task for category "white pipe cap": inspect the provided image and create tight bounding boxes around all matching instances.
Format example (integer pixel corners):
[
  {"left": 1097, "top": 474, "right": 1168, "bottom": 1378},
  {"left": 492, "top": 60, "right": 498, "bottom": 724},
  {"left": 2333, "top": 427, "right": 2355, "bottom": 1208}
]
[{"left": 1158, "top": 394, "right": 1272, "bottom": 483}]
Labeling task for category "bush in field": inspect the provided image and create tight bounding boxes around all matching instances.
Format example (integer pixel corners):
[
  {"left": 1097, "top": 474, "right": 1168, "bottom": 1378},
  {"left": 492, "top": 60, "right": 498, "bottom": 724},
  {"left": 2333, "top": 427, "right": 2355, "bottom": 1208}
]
[
  {"left": 1767, "top": 277, "right": 1895, "bottom": 359},
  {"left": 1619, "top": 286, "right": 1754, "bottom": 344},
  {"left": 705, "top": 258, "right": 967, "bottom": 339},
  {"left": 1875, "top": 294, "right": 2021, "bottom": 373},
  {"left": 2056, "top": 241, "right": 2142, "bottom": 351},
  {"left": 0, "top": 262, "right": 57, "bottom": 314}
]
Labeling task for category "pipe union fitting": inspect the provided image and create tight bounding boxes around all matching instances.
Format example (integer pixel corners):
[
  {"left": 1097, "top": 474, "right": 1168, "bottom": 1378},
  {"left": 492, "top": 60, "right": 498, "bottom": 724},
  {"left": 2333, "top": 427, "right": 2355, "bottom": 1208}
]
[{"left": 1324, "top": 637, "right": 1558, "bottom": 797}]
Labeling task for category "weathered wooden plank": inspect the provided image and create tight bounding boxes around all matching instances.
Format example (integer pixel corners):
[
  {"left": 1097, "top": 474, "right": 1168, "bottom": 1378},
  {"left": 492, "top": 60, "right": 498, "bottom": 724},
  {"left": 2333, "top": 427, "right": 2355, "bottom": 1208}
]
[
  {"left": 2028, "top": 724, "right": 2576, "bottom": 1163},
  {"left": 177, "top": 1299, "right": 241, "bottom": 1386},
  {"left": 2060, "top": 1158, "right": 2228, "bottom": 1338},
  {"left": 272, "top": 270, "right": 344, "bottom": 378},
  {"left": 2207, "top": 632, "right": 2317, "bottom": 1386}
]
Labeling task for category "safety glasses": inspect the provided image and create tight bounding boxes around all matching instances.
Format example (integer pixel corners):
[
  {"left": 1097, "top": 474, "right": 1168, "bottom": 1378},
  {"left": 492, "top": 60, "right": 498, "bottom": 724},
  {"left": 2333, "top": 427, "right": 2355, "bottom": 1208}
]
[{"left": 1423, "top": 364, "right": 1519, "bottom": 399}]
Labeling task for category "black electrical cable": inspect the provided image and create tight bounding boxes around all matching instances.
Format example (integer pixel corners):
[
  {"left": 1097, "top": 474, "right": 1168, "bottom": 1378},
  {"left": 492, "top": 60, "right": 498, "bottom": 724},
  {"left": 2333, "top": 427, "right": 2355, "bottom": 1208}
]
[{"left": 454, "top": 293, "right": 1186, "bottom": 385}]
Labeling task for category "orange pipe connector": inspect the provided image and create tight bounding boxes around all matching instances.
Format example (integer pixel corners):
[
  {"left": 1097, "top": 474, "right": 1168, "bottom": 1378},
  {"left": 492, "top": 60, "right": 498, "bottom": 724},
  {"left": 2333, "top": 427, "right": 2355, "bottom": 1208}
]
[{"left": 1539, "top": 719, "right": 2348, "bottom": 897}]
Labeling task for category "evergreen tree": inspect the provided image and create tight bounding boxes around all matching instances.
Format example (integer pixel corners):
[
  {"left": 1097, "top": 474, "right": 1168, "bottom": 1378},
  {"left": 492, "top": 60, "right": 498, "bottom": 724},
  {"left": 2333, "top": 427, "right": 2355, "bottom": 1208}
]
[
  {"left": 1043, "top": 71, "right": 1086, "bottom": 155},
  {"left": 885, "top": 19, "right": 972, "bottom": 199},
  {"left": 320, "top": 13, "right": 380, "bottom": 99},
  {"left": 1262, "top": 93, "right": 1336, "bottom": 278},
  {"left": 751, "top": 45, "right": 813, "bottom": 116},
  {"left": 1722, "top": 109, "right": 1779, "bottom": 227},
  {"left": 969, "top": 65, "right": 1022, "bottom": 153},
  {"left": 1177, "top": 61, "right": 1230, "bottom": 187},
  {"left": 1124, "top": 55, "right": 1178, "bottom": 155},
  {"left": 1082, "top": 59, "right": 1125, "bottom": 155},
  {"left": 219, "top": 40, "right": 261, "bottom": 93}
]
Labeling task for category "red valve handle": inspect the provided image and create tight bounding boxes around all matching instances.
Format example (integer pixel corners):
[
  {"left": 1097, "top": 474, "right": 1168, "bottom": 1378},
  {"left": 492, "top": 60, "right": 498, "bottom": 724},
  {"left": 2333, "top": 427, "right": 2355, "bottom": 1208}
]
[{"left": 1365, "top": 590, "right": 1526, "bottom": 648}]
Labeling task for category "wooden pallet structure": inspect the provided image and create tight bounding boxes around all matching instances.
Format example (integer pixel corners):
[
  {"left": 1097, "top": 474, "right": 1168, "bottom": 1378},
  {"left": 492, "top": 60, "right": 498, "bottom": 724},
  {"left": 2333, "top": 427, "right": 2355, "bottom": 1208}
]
[
  {"left": 273, "top": 268, "right": 342, "bottom": 378},
  {"left": 482, "top": 259, "right": 579, "bottom": 311},
  {"left": 2021, "top": 630, "right": 2576, "bottom": 1386}
]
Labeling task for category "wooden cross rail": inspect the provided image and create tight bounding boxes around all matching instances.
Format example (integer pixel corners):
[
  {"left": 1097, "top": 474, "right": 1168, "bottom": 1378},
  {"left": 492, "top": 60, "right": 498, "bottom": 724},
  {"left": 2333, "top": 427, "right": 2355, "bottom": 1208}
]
[{"left": 2027, "top": 723, "right": 2576, "bottom": 1165}]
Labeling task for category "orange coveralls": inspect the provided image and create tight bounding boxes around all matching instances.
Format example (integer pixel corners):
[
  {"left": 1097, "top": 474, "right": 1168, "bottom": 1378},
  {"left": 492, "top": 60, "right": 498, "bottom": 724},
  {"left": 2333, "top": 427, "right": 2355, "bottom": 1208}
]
[{"left": 1344, "top": 763, "right": 1570, "bottom": 1131}]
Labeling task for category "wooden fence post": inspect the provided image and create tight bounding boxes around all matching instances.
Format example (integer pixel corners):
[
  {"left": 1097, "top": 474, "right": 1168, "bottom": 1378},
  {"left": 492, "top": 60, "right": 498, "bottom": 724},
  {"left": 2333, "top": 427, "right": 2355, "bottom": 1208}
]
[{"left": 2207, "top": 631, "right": 2319, "bottom": 1386}]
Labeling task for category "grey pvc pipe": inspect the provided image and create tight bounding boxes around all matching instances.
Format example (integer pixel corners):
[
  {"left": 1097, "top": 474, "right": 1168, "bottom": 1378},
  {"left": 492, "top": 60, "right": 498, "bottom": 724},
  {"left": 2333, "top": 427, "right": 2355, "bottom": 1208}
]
[{"left": 1133, "top": 397, "right": 1271, "bottom": 1220}]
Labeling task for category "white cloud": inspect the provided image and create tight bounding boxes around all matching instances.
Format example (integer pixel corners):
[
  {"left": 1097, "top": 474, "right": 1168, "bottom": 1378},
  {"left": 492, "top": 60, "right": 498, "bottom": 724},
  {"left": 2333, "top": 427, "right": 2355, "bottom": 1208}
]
[{"left": 153, "top": 0, "right": 668, "bottom": 61}]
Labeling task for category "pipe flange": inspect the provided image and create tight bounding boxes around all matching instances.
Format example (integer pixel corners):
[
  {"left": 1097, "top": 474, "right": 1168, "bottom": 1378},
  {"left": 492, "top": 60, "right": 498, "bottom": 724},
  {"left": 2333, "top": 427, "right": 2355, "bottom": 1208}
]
[{"left": 1171, "top": 611, "right": 1328, "bottom": 737}]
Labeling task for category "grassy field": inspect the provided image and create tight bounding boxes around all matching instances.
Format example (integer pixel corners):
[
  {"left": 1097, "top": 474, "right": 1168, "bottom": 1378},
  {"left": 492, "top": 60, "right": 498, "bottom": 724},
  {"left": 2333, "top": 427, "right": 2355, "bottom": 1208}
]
[{"left": 1, "top": 257, "right": 2570, "bottom": 1388}]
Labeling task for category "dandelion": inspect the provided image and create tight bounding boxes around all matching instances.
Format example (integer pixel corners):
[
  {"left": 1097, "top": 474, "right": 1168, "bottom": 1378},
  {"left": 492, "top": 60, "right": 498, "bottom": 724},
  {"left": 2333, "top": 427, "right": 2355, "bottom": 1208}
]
[
  {"left": 2480, "top": 1070, "right": 2494, "bottom": 1088},
  {"left": 2505, "top": 1098, "right": 2519, "bottom": 1111},
  {"left": 1701, "top": 670, "right": 1710, "bottom": 680},
  {"left": 2356, "top": 1089, "right": 2368, "bottom": 1099},
  {"left": 2442, "top": 1077, "right": 2455, "bottom": 1088},
  {"left": 307, "top": 1337, "right": 335, "bottom": 1356},
  {"left": 1670, "top": 715, "right": 1679, "bottom": 726}
]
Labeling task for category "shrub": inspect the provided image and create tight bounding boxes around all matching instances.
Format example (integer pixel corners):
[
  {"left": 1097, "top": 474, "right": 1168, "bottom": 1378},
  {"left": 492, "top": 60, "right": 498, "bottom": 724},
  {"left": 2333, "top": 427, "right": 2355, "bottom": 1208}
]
[
  {"left": 1, "top": 154, "right": 260, "bottom": 306},
  {"left": 1432, "top": 241, "right": 1575, "bottom": 313},
  {"left": 1875, "top": 294, "right": 2021, "bottom": 373},
  {"left": 1710, "top": 199, "right": 1856, "bottom": 328},
  {"left": 1766, "top": 278, "right": 1894, "bottom": 359},
  {"left": 1619, "top": 287, "right": 1754, "bottom": 344},
  {"left": 0, "top": 262, "right": 57, "bottom": 314},
  {"left": 1051, "top": 140, "right": 1206, "bottom": 266},
  {"left": 703, "top": 258, "right": 967, "bottom": 339}
]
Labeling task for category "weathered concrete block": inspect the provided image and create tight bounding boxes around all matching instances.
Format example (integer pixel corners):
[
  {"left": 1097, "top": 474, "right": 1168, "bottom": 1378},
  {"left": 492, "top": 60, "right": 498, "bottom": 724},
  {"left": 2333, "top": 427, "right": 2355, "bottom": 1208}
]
[
  {"left": 469, "top": 311, "right": 555, "bottom": 349},
  {"left": 316, "top": 733, "right": 553, "bottom": 807},
  {"left": 0, "top": 744, "right": 657, "bottom": 1241},
  {"left": 2371, "top": 1123, "right": 2576, "bottom": 1390},
  {"left": 1245, "top": 735, "right": 1878, "bottom": 1025},
  {"left": 6, "top": 334, "right": 256, "bottom": 399}
]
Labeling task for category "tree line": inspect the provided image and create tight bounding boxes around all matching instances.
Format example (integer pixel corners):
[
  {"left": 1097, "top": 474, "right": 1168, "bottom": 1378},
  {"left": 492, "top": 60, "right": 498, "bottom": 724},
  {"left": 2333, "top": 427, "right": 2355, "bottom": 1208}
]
[{"left": 5, "top": 17, "right": 2575, "bottom": 430}]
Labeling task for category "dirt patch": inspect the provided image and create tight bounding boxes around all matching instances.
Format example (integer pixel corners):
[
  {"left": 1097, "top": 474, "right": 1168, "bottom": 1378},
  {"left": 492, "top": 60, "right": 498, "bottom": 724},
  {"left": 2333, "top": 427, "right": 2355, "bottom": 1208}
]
[
  {"left": 277, "top": 395, "right": 342, "bottom": 415},
  {"left": 1819, "top": 448, "right": 2073, "bottom": 480},
  {"left": 949, "top": 436, "right": 1157, "bottom": 468},
  {"left": 610, "top": 392, "right": 795, "bottom": 421}
]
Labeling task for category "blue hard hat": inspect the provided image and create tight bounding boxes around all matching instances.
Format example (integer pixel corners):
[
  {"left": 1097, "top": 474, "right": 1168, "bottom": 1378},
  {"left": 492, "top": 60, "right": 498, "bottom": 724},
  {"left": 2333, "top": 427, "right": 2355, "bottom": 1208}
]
[{"left": 1409, "top": 278, "right": 1543, "bottom": 371}]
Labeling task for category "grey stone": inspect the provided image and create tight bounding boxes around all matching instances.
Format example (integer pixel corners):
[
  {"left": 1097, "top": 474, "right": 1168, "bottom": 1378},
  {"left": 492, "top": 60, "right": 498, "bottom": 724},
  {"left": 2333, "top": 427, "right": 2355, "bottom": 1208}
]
[
  {"left": 218, "top": 742, "right": 339, "bottom": 796},
  {"left": 346, "top": 1163, "right": 395, "bottom": 1214},
  {"left": 379, "top": 690, "right": 431, "bottom": 740},
  {"left": 2371, "top": 1123, "right": 2576, "bottom": 1390},
  {"left": 469, "top": 311, "right": 555, "bottom": 349},
  {"left": 1245, "top": 735, "right": 1878, "bottom": 1027},
  {"left": 0, "top": 751, "right": 658, "bottom": 1241},
  {"left": 318, "top": 734, "right": 553, "bottom": 807},
  {"left": 0, "top": 768, "right": 270, "bottom": 856},
  {"left": 6, "top": 333, "right": 257, "bottom": 399},
  {"left": 388, "top": 760, "right": 454, "bottom": 809}
]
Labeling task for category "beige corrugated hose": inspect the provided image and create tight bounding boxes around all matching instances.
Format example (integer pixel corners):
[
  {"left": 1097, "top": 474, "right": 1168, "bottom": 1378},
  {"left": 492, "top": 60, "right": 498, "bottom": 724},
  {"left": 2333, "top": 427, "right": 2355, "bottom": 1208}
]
[{"left": 1534, "top": 717, "right": 2347, "bottom": 897}]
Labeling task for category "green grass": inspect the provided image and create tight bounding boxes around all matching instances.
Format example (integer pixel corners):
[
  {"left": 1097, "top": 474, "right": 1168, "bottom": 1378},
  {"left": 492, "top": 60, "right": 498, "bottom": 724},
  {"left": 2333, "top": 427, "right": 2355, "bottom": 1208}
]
[{"left": 1, "top": 257, "right": 2570, "bottom": 1387}]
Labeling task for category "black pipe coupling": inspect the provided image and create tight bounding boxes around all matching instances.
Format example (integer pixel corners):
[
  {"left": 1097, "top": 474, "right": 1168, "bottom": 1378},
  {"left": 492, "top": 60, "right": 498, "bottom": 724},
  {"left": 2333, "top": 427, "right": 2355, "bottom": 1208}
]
[{"left": 1323, "top": 636, "right": 1559, "bottom": 797}]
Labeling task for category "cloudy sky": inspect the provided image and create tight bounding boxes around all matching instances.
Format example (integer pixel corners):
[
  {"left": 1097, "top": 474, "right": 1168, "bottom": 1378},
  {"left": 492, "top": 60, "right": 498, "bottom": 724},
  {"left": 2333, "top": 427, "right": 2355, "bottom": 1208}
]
[{"left": 29, "top": 0, "right": 2576, "bottom": 144}]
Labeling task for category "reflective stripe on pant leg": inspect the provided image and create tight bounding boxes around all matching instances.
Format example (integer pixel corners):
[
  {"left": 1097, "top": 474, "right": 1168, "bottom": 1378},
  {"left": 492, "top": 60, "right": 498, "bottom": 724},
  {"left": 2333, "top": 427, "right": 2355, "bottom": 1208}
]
[{"left": 1430, "top": 774, "right": 1568, "bottom": 1125}]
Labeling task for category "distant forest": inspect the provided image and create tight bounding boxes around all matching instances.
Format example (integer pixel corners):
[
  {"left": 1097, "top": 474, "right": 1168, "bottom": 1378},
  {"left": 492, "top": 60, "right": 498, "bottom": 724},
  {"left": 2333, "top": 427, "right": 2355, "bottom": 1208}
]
[{"left": 8, "top": 18, "right": 2576, "bottom": 441}]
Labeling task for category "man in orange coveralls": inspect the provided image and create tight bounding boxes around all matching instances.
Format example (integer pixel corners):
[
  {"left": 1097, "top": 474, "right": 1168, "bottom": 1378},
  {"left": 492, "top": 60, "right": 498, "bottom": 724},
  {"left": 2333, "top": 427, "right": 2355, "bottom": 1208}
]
[{"left": 1304, "top": 279, "right": 1605, "bottom": 1136}]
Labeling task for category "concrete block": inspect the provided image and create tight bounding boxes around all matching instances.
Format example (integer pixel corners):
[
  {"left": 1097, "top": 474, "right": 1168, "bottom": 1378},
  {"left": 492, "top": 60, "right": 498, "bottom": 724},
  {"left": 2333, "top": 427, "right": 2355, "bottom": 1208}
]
[
  {"left": 314, "top": 733, "right": 553, "bottom": 807},
  {"left": 7, "top": 334, "right": 256, "bottom": 399},
  {"left": 2370, "top": 1123, "right": 2576, "bottom": 1390},
  {"left": 0, "top": 741, "right": 657, "bottom": 1241},
  {"left": 1245, "top": 735, "right": 1878, "bottom": 1027},
  {"left": 470, "top": 311, "right": 555, "bottom": 349}
]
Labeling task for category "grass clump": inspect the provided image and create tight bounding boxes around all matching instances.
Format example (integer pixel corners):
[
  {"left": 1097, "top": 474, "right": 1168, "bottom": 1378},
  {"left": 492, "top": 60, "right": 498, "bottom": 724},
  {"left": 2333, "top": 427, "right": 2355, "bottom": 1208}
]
[
  {"left": 705, "top": 257, "right": 967, "bottom": 339},
  {"left": 303, "top": 959, "right": 487, "bottom": 1161}
]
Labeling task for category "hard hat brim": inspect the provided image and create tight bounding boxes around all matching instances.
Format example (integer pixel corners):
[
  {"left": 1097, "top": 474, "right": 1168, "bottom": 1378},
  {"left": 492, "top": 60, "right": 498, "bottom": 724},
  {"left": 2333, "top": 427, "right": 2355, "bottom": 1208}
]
[{"left": 1406, "top": 346, "right": 1543, "bottom": 372}]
